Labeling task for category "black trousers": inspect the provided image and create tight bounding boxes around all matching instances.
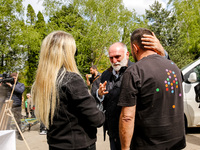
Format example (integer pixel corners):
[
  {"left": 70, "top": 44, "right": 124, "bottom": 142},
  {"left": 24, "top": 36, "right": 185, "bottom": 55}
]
[
  {"left": 109, "top": 137, "right": 121, "bottom": 150},
  {"left": 40, "top": 122, "right": 46, "bottom": 132},
  {"left": 49, "top": 143, "right": 96, "bottom": 150}
]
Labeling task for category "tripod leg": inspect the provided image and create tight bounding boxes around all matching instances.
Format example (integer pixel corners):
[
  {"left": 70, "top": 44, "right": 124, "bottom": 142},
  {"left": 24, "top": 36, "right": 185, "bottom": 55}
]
[{"left": 8, "top": 108, "right": 31, "bottom": 150}]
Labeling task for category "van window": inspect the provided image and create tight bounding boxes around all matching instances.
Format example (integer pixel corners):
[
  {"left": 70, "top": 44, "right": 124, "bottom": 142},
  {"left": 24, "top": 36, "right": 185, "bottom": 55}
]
[{"left": 183, "top": 64, "right": 200, "bottom": 83}]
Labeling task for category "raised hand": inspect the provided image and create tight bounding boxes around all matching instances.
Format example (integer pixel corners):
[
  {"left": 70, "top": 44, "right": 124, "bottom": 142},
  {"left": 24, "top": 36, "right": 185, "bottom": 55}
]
[
  {"left": 141, "top": 32, "right": 165, "bottom": 56},
  {"left": 98, "top": 81, "right": 109, "bottom": 98}
]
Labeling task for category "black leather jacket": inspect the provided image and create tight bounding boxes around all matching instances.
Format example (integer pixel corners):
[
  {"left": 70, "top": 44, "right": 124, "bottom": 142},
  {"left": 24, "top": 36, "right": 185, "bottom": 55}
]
[
  {"left": 9, "top": 81, "right": 25, "bottom": 107},
  {"left": 47, "top": 72, "right": 105, "bottom": 149},
  {"left": 96, "top": 60, "right": 134, "bottom": 139}
]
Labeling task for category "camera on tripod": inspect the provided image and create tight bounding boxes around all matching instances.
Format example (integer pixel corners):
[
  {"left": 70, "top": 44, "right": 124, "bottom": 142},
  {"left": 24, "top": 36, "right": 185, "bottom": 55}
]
[{"left": 0, "top": 72, "right": 14, "bottom": 84}]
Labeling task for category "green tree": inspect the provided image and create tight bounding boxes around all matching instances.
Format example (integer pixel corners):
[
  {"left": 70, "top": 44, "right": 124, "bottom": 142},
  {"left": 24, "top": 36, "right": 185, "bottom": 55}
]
[
  {"left": 23, "top": 5, "right": 44, "bottom": 87},
  {"left": 43, "top": 0, "right": 144, "bottom": 75},
  {"left": 26, "top": 4, "right": 36, "bottom": 25},
  {"left": 145, "top": 1, "right": 173, "bottom": 47},
  {"left": 47, "top": 4, "right": 88, "bottom": 74},
  {"left": 73, "top": 0, "right": 144, "bottom": 73},
  {"left": 121, "top": 12, "right": 149, "bottom": 63},
  {"left": 35, "top": 11, "right": 47, "bottom": 38},
  {"left": 145, "top": 0, "right": 194, "bottom": 68},
  {"left": 169, "top": 0, "right": 200, "bottom": 61},
  {"left": 0, "top": 0, "right": 24, "bottom": 73}
]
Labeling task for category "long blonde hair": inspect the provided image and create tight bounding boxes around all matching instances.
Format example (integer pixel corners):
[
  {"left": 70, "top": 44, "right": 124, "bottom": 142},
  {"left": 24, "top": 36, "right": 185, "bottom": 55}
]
[{"left": 31, "top": 31, "right": 80, "bottom": 128}]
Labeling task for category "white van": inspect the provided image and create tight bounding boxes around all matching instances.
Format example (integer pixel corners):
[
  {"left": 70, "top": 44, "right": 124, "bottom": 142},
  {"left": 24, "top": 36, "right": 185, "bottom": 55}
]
[{"left": 182, "top": 58, "right": 200, "bottom": 129}]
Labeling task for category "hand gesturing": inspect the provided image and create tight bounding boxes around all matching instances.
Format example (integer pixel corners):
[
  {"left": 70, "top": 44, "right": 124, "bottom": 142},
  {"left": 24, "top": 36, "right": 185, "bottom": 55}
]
[{"left": 98, "top": 81, "right": 109, "bottom": 98}]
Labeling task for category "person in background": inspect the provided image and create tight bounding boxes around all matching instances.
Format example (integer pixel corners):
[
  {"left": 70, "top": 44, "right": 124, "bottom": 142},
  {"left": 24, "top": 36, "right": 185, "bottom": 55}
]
[
  {"left": 94, "top": 33, "right": 168, "bottom": 150},
  {"left": 25, "top": 93, "right": 35, "bottom": 118},
  {"left": 7, "top": 72, "right": 25, "bottom": 140},
  {"left": 86, "top": 65, "right": 102, "bottom": 110},
  {"left": 118, "top": 28, "right": 186, "bottom": 150},
  {"left": 24, "top": 94, "right": 29, "bottom": 118},
  {"left": 26, "top": 93, "right": 35, "bottom": 118},
  {"left": 31, "top": 31, "right": 105, "bottom": 150},
  {"left": 86, "top": 65, "right": 101, "bottom": 90},
  {"left": 86, "top": 65, "right": 101, "bottom": 87}
]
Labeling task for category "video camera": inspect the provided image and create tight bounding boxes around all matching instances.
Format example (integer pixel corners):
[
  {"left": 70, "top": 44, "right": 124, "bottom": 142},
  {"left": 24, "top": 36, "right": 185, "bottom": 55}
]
[{"left": 0, "top": 72, "right": 14, "bottom": 84}]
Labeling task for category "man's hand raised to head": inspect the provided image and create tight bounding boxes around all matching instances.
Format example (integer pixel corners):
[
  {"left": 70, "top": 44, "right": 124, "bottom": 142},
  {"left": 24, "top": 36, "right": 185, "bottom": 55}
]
[
  {"left": 98, "top": 81, "right": 109, "bottom": 98},
  {"left": 141, "top": 32, "right": 165, "bottom": 56}
]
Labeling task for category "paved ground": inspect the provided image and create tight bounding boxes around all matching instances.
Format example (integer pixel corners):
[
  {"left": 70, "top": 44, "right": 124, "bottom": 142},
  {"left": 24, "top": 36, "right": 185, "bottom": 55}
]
[
  {"left": 184, "top": 128, "right": 200, "bottom": 150},
  {"left": 16, "top": 123, "right": 200, "bottom": 150},
  {"left": 16, "top": 123, "right": 110, "bottom": 150}
]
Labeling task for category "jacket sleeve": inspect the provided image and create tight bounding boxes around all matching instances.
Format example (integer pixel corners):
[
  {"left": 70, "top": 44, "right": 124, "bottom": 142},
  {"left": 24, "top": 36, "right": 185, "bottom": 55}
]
[
  {"left": 164, "top": 50, "right": 170, "bottom": 60},
  {"left": 90, "top": 77, "right": 101, "bottom": 98},
  {"left": 67, "top": 73, "right": 105, "bottom": 127},
  {"left": 13, "top": 82, "right": 25, "bottom": 94}
]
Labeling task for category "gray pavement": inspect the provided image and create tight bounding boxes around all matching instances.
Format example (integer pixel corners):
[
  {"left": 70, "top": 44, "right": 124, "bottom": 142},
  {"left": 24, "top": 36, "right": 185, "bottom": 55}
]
[
  {"left": 16, "top": 123, "right": 200, "bottom": 150},
  {"left": 16, "top": 123, "right": 110, "bottom": 150}
]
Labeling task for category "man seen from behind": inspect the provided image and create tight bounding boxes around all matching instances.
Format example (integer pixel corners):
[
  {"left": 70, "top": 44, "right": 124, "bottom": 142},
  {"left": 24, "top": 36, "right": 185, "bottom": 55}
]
[{"left": 118, "top": 28, "right": 186, "bottom": 150}]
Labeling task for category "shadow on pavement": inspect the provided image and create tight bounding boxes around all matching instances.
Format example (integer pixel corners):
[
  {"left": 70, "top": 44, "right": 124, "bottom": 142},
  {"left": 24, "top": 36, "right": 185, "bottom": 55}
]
[{"left": 185, "top": 127, "right": 200, "bottom": 147}]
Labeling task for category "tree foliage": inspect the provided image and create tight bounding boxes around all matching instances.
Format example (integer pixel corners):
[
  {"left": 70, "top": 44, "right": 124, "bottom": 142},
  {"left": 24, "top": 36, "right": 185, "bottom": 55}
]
[
  {"left": 72, "top": 0, "right": 144, "bottom": 73},
  {"left": 24, "top": 6, "right": 47, "bottom": 87},
  {"left": 0, "top": 0, "right": 24, "bottom": 73},
  {"left": 170, "top": 0, "right": 200, "bottom": 61},
  {"left": 145, "top": 0, "right": 196, "bottom": 68},
  {"left": 27, "top": 4, "right": 36, "bottom": 25},
  {"left": 1, "top": 0, "right": 200, "bottom": 86}
]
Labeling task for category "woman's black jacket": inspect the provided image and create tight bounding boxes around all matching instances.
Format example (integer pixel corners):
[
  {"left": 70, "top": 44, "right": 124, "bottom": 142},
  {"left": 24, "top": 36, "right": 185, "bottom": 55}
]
[{"left": 47, "top": 72, "right": 105, "bottom": 150}]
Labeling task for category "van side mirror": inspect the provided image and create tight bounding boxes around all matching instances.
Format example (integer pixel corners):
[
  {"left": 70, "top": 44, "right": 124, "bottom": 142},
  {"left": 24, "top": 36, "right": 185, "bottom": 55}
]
[{"left": 188, "top": 72, "right": 197, "bottom": 83}]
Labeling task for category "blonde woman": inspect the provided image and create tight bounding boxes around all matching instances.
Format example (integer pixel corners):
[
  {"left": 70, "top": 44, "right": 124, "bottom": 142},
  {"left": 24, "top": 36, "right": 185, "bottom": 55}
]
[{"left": 31, "top": 31, "right": 105, "bottom": 150}]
